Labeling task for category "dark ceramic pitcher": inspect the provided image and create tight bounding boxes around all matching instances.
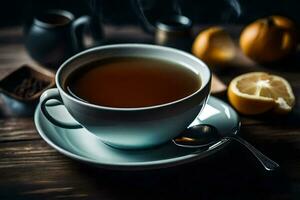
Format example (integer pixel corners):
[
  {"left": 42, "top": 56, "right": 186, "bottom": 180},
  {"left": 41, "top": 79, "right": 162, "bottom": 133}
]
[
  {"left": 132, "top": 0, "right": 193, "bottom": 51},
  {"left": 25, "top": 10, "right": 95, "bottom": 68}
]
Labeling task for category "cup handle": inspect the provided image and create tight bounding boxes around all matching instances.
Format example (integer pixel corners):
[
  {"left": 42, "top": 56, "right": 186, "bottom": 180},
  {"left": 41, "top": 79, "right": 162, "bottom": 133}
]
[
  {"left": 40, "top": 88, "right": 82, "bottom": 129},
  {"left": 72, "top": 15, "right": 91, "bottom": 52}
]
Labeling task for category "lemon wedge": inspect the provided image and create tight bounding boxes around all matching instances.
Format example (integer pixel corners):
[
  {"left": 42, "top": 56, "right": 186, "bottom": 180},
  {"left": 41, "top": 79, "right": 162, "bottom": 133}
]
[{"left": 228, "top": 72, "right": 295, "bottom": 115}]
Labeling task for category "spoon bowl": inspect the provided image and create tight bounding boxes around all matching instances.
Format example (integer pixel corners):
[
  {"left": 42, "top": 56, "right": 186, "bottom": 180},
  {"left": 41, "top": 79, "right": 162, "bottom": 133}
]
[
  {"left": 173, "top": 122, "right": 279, "bottom": 171},
  {"left": 173, "top": 124, "right": 221, "bottom": 148}
]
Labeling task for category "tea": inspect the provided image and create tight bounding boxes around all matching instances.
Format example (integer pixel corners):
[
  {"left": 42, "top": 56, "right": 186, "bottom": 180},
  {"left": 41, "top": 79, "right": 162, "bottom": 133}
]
[
  {"left": 65, "top": 57, "right": 201, "bottom": 108},
  {"left": 38, "top": 13, "right": 71, "bottom": 26}
]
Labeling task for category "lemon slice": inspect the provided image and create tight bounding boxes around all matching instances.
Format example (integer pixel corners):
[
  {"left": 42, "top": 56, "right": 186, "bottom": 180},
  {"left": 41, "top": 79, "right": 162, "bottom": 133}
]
[{"left": 228, "top": 72, "right": 295, "bottom": 115}]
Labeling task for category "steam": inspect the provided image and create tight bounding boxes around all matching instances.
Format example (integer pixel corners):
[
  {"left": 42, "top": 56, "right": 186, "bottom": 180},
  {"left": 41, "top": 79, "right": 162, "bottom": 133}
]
[
  {"left": 88, "top": 0, "right": 104, "bottom": 42},
  {"left": 89, "top": 0, "right": 104, "bottom": 19},
  {"left": 89, "top": 0, "right": 98, "bottom": 14},
  {"left": 172, "top": 0, "right": 182, "bottom": 15},
  {"left": 226, "top": 0, "right": 242, "bottom": 17}
]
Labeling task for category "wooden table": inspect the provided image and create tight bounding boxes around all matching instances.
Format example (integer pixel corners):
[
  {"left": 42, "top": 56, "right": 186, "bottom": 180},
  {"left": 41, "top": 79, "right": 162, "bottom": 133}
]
[{"left": 0, "top": 25, "right": 300, "bottom": 200}]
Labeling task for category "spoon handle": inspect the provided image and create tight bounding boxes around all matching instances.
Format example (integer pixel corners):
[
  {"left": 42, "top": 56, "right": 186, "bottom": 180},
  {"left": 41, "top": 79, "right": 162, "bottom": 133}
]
[{"left": 229, "top": 136, "right": 280, "bottom": 171}]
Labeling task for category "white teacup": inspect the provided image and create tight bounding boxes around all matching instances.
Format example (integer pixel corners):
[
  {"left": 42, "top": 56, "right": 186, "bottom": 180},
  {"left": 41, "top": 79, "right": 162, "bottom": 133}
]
[{"left": 40, "top": 44, "right": 211, "bottom": 149}]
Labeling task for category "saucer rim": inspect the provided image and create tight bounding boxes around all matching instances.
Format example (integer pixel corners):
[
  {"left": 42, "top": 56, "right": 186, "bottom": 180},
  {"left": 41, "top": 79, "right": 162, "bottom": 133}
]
[{"left": 34, "top": 96, "right": 236, "bottom": 170}]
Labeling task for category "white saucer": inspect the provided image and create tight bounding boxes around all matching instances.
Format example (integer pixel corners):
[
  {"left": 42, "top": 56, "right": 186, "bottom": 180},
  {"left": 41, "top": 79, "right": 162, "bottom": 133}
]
[{"left": 34, "top": 96, "right": 239, "bottom": 170}]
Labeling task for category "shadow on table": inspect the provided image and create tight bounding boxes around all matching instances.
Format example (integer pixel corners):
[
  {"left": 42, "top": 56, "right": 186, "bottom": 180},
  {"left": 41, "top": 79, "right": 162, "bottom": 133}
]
[
  {"left": 73, "top": 142, "right": 291, "bottom": 200},
  {"left": 240, "top": 102, "right": 300, "bottom": 129},
  {"left": 262, "top": 51, "right": 300, "bottom": 73}
]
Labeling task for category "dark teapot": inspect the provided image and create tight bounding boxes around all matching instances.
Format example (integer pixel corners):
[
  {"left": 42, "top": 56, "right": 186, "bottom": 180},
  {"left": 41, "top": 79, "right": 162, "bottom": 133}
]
[
  {"left": 25, "top": 9, "right": 102, "bottom": 68},
  {"left": 132, "top": 0, "right": 193, "bottom": 51}
]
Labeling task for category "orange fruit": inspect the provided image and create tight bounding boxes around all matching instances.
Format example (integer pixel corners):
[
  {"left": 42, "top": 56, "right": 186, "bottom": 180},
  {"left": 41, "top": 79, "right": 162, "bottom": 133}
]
[
  {"left": 240, "top": 15, "right": 297, "bottom": 63},
  {"left": 228, "top": 72, "right": 295, "bottom": 115},
  {"left": 192, "top": 26, "right": 235, "bottom": 66}
]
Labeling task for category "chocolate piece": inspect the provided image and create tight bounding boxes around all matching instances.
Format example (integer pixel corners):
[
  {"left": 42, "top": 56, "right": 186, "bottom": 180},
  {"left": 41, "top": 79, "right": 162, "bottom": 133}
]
[{"left": 0, "top": 65, "right": 55, "bottom": 101}]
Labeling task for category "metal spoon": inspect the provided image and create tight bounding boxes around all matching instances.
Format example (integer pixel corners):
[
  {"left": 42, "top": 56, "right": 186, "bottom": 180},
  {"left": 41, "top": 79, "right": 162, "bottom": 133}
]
[{"left": 173, "top": 124, "right": 279, "bottom": 171}]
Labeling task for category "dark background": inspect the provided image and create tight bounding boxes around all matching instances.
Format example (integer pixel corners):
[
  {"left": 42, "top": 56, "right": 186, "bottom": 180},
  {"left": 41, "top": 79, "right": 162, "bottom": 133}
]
[{"left": 0, "top": 0, "right": 300, "bottom": 27}]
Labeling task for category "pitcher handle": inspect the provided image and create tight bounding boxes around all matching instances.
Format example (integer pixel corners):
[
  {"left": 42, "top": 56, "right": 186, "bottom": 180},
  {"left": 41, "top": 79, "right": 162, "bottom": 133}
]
[{"left": 72, "top": 15, "right": 91, "bottom": 52}]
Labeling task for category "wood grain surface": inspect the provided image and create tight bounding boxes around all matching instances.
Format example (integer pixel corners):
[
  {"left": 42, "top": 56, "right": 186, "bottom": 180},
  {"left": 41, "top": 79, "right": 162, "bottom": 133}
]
[{"left": 0, "top": 26, "right": 299, "bottom": 200}]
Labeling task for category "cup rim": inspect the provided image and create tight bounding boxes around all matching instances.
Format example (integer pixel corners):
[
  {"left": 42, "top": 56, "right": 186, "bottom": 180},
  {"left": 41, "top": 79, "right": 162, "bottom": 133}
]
[
  {"left": 34, "top": 9, "right": 74, "bottom": 28},
  {"left": 56, "top": 44, "right": 211, "bottom": 111}
]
